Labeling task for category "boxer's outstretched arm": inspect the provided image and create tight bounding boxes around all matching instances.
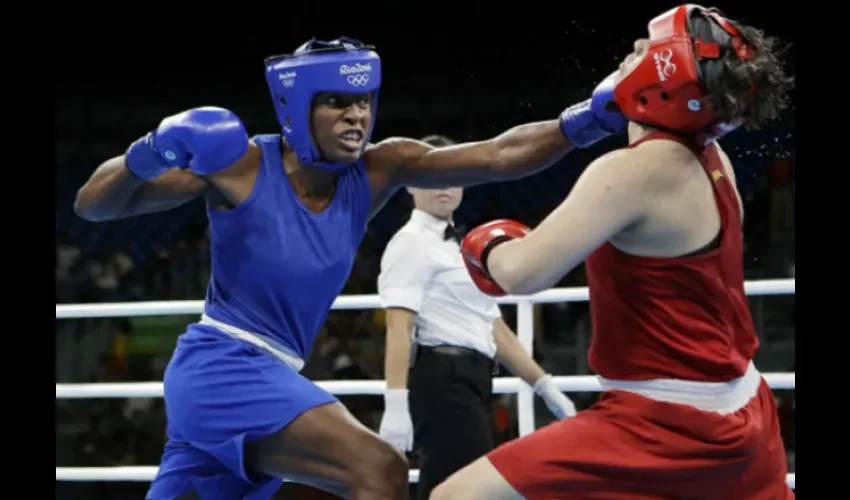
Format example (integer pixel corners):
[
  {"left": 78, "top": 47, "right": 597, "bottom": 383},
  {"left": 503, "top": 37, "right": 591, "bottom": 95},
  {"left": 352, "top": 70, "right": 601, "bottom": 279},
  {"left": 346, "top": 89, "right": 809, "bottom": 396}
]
[
  {"left": 369, "top": 71, "right": 628, "bottom": 191},
  {"left": 486, "top": 149, "right": 651, "bottom": 295},
  {"left": 371, "top": 120, "right": 574, "bottom": 189},
  {"left": 74, "top": 156, "right": 207, "bottom": 221}
]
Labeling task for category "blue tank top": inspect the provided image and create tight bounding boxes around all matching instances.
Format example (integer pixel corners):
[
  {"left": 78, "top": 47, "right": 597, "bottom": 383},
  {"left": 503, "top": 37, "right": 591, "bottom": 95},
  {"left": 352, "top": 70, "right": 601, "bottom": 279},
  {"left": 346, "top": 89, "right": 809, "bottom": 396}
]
[{"left": 201, "top": 134, "right": 372, "bottom": 359}]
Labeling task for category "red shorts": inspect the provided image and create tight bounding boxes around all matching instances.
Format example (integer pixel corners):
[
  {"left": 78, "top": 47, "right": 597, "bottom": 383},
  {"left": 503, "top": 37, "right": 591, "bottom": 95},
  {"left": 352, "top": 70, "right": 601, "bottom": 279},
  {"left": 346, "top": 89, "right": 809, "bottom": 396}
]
[{"left": 488, "top": 380, "right": 793, "bottom": 500}]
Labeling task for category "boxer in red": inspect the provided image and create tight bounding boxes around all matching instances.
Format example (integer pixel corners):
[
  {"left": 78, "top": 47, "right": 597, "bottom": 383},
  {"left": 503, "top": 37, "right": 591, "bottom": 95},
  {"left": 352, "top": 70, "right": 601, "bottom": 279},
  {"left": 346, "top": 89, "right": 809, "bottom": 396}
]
[{"left": 433, "top": 4, "right": 795, "bottom": 499}]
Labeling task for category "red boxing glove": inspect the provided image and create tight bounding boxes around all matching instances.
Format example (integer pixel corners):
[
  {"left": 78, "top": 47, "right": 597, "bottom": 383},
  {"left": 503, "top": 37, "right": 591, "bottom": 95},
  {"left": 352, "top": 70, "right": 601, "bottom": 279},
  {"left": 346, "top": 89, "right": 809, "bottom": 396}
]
[{"left": 461, "top": 219, "right": 530, "bottom": 296}]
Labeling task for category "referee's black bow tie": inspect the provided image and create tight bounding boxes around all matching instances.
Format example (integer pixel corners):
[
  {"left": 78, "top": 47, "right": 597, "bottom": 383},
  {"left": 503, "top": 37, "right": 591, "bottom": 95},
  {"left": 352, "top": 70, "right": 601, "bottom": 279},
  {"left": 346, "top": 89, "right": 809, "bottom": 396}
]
[{"left": 444, "top": 224, "right": 466, "bottom": 243}]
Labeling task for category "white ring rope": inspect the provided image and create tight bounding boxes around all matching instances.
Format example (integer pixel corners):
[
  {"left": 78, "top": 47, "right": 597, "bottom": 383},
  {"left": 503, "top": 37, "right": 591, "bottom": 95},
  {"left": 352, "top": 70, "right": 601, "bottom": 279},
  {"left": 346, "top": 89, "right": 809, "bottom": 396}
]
[
  {"left": 53, "top": 467, "right": 795, "bottom": 487},
  {"left": 55, "top": 280, "right": 796, "bottom": 488},
  {"left": 55, "top": 279, "right": 794, "bottom": 318},
  {"left": 56, "top": 373, "right": 795, "bottom": 399}
]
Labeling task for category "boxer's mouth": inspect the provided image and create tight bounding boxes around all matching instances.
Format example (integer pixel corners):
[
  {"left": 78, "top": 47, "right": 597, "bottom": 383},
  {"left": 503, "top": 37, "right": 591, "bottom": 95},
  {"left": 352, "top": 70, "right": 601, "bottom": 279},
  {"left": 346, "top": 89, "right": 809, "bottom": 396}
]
[{"left": 338, "top": 129, "right": 364, "bottom": 150}]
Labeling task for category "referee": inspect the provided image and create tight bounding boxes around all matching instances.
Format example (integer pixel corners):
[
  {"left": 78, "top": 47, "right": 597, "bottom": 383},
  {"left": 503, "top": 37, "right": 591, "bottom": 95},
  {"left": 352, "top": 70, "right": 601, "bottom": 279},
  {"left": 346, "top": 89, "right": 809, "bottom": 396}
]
[{"left": 377, "top": 134, "right": 576, "bottom": 499}]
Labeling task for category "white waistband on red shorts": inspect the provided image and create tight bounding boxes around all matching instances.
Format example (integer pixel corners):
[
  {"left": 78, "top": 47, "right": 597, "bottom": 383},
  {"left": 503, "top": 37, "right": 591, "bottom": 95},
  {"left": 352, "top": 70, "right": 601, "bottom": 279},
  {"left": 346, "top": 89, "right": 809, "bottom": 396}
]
[
  {"left": 597, "top": 361, "right": 762, "bottom": 415},
  {"left": 199, "top": 313, "right": 305, "bottom": 372}
]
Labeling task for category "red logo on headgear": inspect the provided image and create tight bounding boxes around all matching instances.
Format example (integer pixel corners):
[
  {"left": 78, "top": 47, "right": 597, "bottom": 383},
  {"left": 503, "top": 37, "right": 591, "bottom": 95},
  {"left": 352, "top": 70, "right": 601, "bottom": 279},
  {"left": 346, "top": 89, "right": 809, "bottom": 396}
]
[{"left": 652, "top": 49, "right": 677, "bottom": 81}]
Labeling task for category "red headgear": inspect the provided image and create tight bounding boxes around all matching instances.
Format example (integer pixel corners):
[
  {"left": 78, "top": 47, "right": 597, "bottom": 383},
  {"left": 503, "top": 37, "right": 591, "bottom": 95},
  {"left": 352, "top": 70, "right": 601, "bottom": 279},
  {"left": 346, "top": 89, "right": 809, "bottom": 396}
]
[{"left": 612, "top": 4, "right": 755, "bottom": 144}]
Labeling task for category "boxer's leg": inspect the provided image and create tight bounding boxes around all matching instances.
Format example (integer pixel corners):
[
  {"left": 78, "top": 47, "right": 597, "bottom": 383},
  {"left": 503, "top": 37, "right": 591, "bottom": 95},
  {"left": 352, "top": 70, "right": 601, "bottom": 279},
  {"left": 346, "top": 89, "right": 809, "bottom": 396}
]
[
  {"left": 726, "top": 381, "right": 795, "bottom": 499},
  {"left": 157, "top": 325, "right": 408, "bottom": 500},
  {"left": 246, "top": 401, "right": 409, "bottom": 499},
  {"left": 429, "top": 456, "right": 523, "bottom": 500},
  {"left": 432, "top": 389, "right": 767, "bottom": 500}
]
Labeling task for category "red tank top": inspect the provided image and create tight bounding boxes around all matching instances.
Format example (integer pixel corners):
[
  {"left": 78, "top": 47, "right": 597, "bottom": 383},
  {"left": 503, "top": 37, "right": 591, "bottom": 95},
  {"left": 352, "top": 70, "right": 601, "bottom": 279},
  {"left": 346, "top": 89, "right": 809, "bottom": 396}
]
[{"left": 585, "top": 131, "right": 758, "bottom": 382}]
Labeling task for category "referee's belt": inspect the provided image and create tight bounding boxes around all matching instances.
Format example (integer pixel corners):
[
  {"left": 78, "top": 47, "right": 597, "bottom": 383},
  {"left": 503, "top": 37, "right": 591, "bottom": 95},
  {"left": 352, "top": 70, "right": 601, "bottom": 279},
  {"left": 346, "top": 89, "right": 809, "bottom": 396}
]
[{"left": 415, "top": 345, "right": 498, "bottom": 374}]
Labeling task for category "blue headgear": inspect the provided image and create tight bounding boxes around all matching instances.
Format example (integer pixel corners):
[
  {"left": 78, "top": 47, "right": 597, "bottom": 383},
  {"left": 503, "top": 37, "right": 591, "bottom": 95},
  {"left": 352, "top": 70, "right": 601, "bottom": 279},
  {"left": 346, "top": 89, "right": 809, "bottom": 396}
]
[{"left": 263, "top": 37, "right": 382, "bottom": 171}]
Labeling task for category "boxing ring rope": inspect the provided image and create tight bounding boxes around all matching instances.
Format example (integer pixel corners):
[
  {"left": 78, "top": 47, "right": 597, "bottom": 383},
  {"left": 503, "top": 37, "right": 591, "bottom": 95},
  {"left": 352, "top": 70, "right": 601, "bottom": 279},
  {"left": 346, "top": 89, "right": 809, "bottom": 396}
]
[{"left": 56, "top": 278, "right": 795, "bottom": 488}]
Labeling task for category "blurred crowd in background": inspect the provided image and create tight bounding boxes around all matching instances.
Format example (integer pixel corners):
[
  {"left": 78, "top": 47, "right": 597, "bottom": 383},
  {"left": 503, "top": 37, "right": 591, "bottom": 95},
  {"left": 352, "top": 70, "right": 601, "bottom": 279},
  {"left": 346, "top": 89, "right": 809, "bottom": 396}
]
[{"left": 56, "top": 12, "right": 794, "bottom": 499}]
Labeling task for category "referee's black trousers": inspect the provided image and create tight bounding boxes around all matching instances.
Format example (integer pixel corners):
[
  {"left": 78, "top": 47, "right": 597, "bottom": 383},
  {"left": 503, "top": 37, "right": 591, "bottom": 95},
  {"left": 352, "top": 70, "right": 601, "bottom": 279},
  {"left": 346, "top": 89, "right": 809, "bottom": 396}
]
[{"left": 408, "top": 346, "right": 495, "bottom": 499}]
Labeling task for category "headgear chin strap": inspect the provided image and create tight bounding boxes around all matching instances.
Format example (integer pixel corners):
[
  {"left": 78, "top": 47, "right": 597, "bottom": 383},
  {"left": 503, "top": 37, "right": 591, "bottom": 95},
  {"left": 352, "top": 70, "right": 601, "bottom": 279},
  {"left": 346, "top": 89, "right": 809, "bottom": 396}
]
[
  {"left": 612, "top": 4, "right": 755, "bottom": 145},
  {"left": 263, "top": 37, "right": 382, "bottom": 171}
]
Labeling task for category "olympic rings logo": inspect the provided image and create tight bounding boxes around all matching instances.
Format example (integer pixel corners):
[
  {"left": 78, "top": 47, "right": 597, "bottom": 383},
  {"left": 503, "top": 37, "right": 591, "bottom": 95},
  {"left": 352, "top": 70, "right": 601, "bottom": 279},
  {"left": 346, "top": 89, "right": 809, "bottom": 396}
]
[
  {"left": 653, "top": 49, "right": 677, "bottom": 82},
  {"left": 347, "top": 74, "right": 370, "bottom": 87}
]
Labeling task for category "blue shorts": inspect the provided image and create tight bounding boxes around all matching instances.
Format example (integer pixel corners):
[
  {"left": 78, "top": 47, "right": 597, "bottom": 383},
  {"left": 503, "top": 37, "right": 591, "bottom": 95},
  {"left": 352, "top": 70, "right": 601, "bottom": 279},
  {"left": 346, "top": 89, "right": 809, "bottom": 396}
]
[{"left": 145, "top": 324, "right": 337, "bottom": 500}]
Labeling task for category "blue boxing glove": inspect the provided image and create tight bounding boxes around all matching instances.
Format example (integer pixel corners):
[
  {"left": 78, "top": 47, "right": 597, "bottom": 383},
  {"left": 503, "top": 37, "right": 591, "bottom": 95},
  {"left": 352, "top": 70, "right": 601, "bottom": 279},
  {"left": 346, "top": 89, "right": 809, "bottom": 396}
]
[
  {"left": 125, "top": 106, "right": 249, "bottom": 180},
  {"left": 559, "top": 71, "right": 628, "bottom": 148}
]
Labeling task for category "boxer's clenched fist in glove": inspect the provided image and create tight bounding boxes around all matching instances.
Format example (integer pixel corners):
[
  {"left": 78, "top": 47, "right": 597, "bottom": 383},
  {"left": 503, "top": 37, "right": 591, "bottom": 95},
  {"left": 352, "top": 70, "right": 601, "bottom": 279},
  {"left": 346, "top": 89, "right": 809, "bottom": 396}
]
[{"left": 460, "top": 219, "right": 530, "bottom": 296}]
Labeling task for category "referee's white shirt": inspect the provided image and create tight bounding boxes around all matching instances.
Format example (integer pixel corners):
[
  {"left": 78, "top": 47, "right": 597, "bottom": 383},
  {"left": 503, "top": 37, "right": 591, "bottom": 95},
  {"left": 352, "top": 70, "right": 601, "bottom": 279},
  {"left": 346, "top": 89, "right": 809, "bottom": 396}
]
[{"left": 378, "top": 209, "right": 500, "bottom": 358}]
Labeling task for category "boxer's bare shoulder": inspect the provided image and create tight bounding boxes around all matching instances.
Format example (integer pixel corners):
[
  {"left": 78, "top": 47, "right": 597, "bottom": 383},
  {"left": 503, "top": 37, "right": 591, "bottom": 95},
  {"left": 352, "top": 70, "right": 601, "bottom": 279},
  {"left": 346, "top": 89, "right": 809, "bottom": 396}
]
[
  {"left": 362, "top": 136, "right": 432, "bottom": 174},
  {"left": 622, "top": 139, "right": 704, "bottom": 192},
  {"left": 202, "top": 139, "right": 264, "bottom": 207},
  {"left": 360, "top": 137, "right": 430, "bottom": 217}
]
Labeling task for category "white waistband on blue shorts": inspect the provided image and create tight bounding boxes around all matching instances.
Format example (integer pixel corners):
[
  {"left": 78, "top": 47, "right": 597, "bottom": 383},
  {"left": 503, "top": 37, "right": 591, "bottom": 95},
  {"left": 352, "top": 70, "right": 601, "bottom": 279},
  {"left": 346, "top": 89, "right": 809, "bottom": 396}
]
[
  {"left": 199, "top": 313, "right": 305, "bottom": 372},
  {"left": 597, "top": 361, "right": 762, "bottom": 415}
]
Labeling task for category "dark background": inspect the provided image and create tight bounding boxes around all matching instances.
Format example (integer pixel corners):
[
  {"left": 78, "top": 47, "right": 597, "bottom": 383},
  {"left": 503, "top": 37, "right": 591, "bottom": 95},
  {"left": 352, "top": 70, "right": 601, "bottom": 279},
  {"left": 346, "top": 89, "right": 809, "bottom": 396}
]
[{"left": 55, "top": 3, "right": 795, "bottom": 498}]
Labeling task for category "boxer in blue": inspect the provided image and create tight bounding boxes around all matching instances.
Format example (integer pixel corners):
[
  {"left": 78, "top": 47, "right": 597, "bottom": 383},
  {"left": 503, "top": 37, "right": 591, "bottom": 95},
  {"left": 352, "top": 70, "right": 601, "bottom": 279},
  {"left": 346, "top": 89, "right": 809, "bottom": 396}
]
[{"left": 74, "top": 37, "right": 627, "bottom": 499}]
